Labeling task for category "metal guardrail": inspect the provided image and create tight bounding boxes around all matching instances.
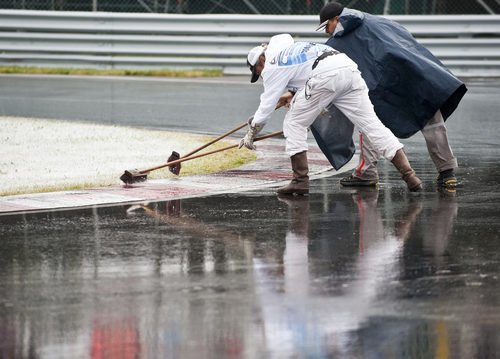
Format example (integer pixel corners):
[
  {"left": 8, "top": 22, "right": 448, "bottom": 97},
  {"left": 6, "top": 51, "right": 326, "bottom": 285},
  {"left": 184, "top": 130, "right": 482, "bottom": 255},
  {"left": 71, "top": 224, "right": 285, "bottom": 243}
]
[{"left": 0, "top": 10, "right": 499, "bottom": 77}]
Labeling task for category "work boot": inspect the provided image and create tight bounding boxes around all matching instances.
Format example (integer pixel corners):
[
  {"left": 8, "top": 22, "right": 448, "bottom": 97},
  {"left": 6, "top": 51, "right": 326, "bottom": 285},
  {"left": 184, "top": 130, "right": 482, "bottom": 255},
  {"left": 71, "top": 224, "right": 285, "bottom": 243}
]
[
  {"left": 277, "top": 151, "right": 309, "bottom": 195},
  {"left": 437, "top": 168, "right": 458, "bottom": 187},
  {"left": 340, "top": 175, "right": 379, "bottom": 187},
  {"left": 391, "top": 149, "right": 422, "bottom": 192}
]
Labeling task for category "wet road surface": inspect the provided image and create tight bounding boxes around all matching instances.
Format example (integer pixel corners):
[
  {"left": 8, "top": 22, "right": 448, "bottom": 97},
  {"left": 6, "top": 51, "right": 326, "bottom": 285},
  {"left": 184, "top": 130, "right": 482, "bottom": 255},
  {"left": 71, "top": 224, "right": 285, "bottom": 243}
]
[
  {"left": 1, "top": 76, "right": 500, "bottom": 358},
  {"left": 1, "top": 182, "right": 499, "bottom": 358},
  {"left": 0, "top": 74, "right": 284, "bottom": 135}
]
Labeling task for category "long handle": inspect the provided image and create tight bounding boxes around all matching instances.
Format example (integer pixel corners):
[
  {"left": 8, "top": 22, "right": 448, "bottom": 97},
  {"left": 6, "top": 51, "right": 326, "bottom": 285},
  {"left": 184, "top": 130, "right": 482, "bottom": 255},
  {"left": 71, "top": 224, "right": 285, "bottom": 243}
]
[
  {"left": 183, "top": 122, "right": 248, "bottom": 158},
  {"left": 140, "top": 130, "right": 283, "bottom": 174}
]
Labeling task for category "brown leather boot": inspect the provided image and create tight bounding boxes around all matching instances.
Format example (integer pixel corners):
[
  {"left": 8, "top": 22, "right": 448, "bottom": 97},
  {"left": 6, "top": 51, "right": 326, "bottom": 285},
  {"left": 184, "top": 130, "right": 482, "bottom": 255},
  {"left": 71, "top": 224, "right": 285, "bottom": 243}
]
[
  {"left": 277, "top": 151, "right": 309, "bottom": 195},
  {"left": 391, "top": 149, "right": 422, "bottom": 192}
]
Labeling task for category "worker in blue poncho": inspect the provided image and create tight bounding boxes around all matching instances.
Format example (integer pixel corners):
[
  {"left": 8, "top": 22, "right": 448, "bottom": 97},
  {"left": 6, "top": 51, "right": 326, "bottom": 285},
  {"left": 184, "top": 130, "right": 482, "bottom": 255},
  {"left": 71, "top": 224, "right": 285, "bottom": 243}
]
[{"left": 315, "top": 2, "right": 467, "bottom": 188}]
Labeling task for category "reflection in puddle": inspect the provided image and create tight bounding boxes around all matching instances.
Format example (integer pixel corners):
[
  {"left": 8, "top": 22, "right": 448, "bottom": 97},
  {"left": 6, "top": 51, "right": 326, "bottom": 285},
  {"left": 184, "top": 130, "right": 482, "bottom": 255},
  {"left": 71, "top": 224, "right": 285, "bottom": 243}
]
[{"left": 0, "top": 188, "right": 498, "bottom": 358}]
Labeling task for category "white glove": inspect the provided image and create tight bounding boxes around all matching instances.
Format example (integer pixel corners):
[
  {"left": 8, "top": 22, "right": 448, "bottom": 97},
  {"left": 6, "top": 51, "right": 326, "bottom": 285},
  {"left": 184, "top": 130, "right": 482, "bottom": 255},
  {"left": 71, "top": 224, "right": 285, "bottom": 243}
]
[{"left": 238, "top": 117, "right": 265, "bottom": 150}]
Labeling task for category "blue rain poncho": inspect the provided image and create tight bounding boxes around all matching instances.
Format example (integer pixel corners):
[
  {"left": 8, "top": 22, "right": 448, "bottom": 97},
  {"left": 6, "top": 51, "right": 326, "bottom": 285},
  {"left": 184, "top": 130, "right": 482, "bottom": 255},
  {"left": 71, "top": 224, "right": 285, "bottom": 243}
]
[
  {"left": 311, "top": 8, "right": 466, "bottom": 170},
  {"left": 324, "top": 8, "right": 467, "bottom": 138}
]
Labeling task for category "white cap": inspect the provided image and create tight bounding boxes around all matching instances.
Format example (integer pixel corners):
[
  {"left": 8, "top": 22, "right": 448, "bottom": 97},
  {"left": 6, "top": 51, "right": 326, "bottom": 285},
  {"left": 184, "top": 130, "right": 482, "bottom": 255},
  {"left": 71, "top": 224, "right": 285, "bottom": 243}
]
[{"left": 247, "top": 43, "right": 267, "bottom": 83}]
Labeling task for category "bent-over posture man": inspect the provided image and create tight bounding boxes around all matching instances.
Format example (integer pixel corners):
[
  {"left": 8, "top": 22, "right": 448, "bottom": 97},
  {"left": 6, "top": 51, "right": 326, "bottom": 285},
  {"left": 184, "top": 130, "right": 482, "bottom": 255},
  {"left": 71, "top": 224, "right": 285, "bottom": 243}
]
[
  {"left": 239, "top": 34, "right": 422, "bottom": 195},
  {"left": 316, "top": 2, "right": 467, "bottom": 188}
]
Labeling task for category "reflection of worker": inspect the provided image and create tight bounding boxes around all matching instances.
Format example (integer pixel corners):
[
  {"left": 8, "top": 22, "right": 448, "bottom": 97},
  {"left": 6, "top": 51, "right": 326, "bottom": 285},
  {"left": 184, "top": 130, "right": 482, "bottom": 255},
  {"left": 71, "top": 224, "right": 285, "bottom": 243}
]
[
  {"left": 316, "top": 2, "right": 467, "bottom": 188},
  {"left": 253, "top": 196, "right": 312, "bottom": 354},
  {"left": 352, "top": 189, "right": 422, "bottom": 258},
  {"left": 422, "top": 190, "right": 458, "bottom": 264},
  {"left": 253, "top": 191, "right": 424, "bottom": 355},
  {"left": 239, "top": 33, "right": 422, "bottom": 195},
  {"left": 278, "top": 195, "right": 310, "bottom": 296}
]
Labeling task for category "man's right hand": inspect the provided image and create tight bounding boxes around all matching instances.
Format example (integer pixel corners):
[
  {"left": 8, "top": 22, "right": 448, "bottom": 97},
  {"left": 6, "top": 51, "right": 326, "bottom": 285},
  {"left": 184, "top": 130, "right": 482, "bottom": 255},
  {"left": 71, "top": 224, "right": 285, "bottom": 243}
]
[{"left": 238, "top": 118, "right": 265, "bottom": 150}]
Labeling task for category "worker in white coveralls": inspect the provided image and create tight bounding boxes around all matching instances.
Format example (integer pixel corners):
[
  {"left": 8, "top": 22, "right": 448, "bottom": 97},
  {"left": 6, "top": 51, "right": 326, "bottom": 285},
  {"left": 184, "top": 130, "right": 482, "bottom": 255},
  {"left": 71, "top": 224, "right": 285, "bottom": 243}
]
[{"left": 238, "top": 33, "right": 422, "bottom": 195}]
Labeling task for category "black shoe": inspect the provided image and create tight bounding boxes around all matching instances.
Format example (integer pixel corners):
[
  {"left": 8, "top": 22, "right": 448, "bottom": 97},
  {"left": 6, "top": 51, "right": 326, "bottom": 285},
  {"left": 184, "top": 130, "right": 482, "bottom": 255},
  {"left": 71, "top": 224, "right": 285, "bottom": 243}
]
[
  {"left": 437, "top": 169, "right": 458, "bottom": 187},
  {"left": 340, "top": 175, "right": 379, "bottom": 187}
]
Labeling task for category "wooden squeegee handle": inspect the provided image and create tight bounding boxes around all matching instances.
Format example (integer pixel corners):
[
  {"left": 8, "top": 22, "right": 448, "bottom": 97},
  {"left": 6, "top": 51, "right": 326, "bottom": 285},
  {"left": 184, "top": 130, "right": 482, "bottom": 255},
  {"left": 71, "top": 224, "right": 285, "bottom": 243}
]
[
  {"left": 183, "top": 122, "right": 248, "bottom": 158},
  {"left": 140, "top": 130, "right": 284, "bottom": 174}
]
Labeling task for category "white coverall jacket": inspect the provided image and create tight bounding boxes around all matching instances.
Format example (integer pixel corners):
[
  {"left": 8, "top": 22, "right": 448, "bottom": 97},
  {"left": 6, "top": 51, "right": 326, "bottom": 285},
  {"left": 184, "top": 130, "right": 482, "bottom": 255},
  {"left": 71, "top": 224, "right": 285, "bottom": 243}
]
[{"left": 251, "top": 33, "right": 403, "bottom": 160}]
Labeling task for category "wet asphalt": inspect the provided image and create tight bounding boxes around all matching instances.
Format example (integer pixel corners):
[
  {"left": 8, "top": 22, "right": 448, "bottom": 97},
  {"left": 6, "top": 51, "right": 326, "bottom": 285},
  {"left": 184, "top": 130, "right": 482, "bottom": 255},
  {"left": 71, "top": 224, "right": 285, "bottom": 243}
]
[
  {"left": 0, "top": 75, "right": 500, "bottom": 358},
  {"left": 0, "top": 74, "right": 284, "bottom": 135}
]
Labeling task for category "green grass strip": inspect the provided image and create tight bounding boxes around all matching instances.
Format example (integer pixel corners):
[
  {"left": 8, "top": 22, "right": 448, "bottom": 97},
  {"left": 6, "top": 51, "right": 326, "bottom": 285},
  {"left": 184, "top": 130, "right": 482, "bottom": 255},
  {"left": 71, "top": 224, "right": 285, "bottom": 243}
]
[{"left": 0, "top": 66, "right": 223, "bottom": 77}]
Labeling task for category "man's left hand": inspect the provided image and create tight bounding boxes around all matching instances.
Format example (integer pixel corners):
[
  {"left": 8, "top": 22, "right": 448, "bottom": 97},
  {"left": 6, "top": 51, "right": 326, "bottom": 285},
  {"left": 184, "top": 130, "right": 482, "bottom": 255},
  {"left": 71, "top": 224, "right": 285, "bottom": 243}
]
[{"left": 276, "top": 91, "right": 294, "bottom": 110}]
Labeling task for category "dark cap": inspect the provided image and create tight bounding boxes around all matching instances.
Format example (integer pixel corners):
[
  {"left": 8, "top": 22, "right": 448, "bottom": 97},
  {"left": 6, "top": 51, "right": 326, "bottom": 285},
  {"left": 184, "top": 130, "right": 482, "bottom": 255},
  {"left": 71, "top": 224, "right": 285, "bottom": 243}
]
[{"left": 316, "top": 2, "right": 344, "bottom": 31}]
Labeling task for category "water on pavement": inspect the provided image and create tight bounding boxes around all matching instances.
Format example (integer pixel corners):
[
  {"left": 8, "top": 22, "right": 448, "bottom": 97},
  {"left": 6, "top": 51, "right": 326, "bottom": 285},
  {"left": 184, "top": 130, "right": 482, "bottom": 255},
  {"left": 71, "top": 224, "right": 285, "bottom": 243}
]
[
  {"left": 1, "top": 177, "right": 499, "bottom": 358},
  {"left": 0, "top": 77, "right": 499, "bottom": 358}
]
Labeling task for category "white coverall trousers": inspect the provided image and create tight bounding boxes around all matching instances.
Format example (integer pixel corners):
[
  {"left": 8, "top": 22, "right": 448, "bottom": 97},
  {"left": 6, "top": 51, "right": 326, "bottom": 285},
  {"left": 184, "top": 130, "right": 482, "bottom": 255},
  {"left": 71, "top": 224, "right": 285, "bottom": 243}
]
[{"left": 283, "top": 54, "right": 403, "bottom": 162}]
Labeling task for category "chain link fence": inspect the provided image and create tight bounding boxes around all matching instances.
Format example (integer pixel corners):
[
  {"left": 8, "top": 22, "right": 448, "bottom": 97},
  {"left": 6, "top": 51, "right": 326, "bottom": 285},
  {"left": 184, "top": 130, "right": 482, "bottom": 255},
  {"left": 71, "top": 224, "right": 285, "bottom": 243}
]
[{"left": 1, "top": 0, "right": 499, "bottom": 14}]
